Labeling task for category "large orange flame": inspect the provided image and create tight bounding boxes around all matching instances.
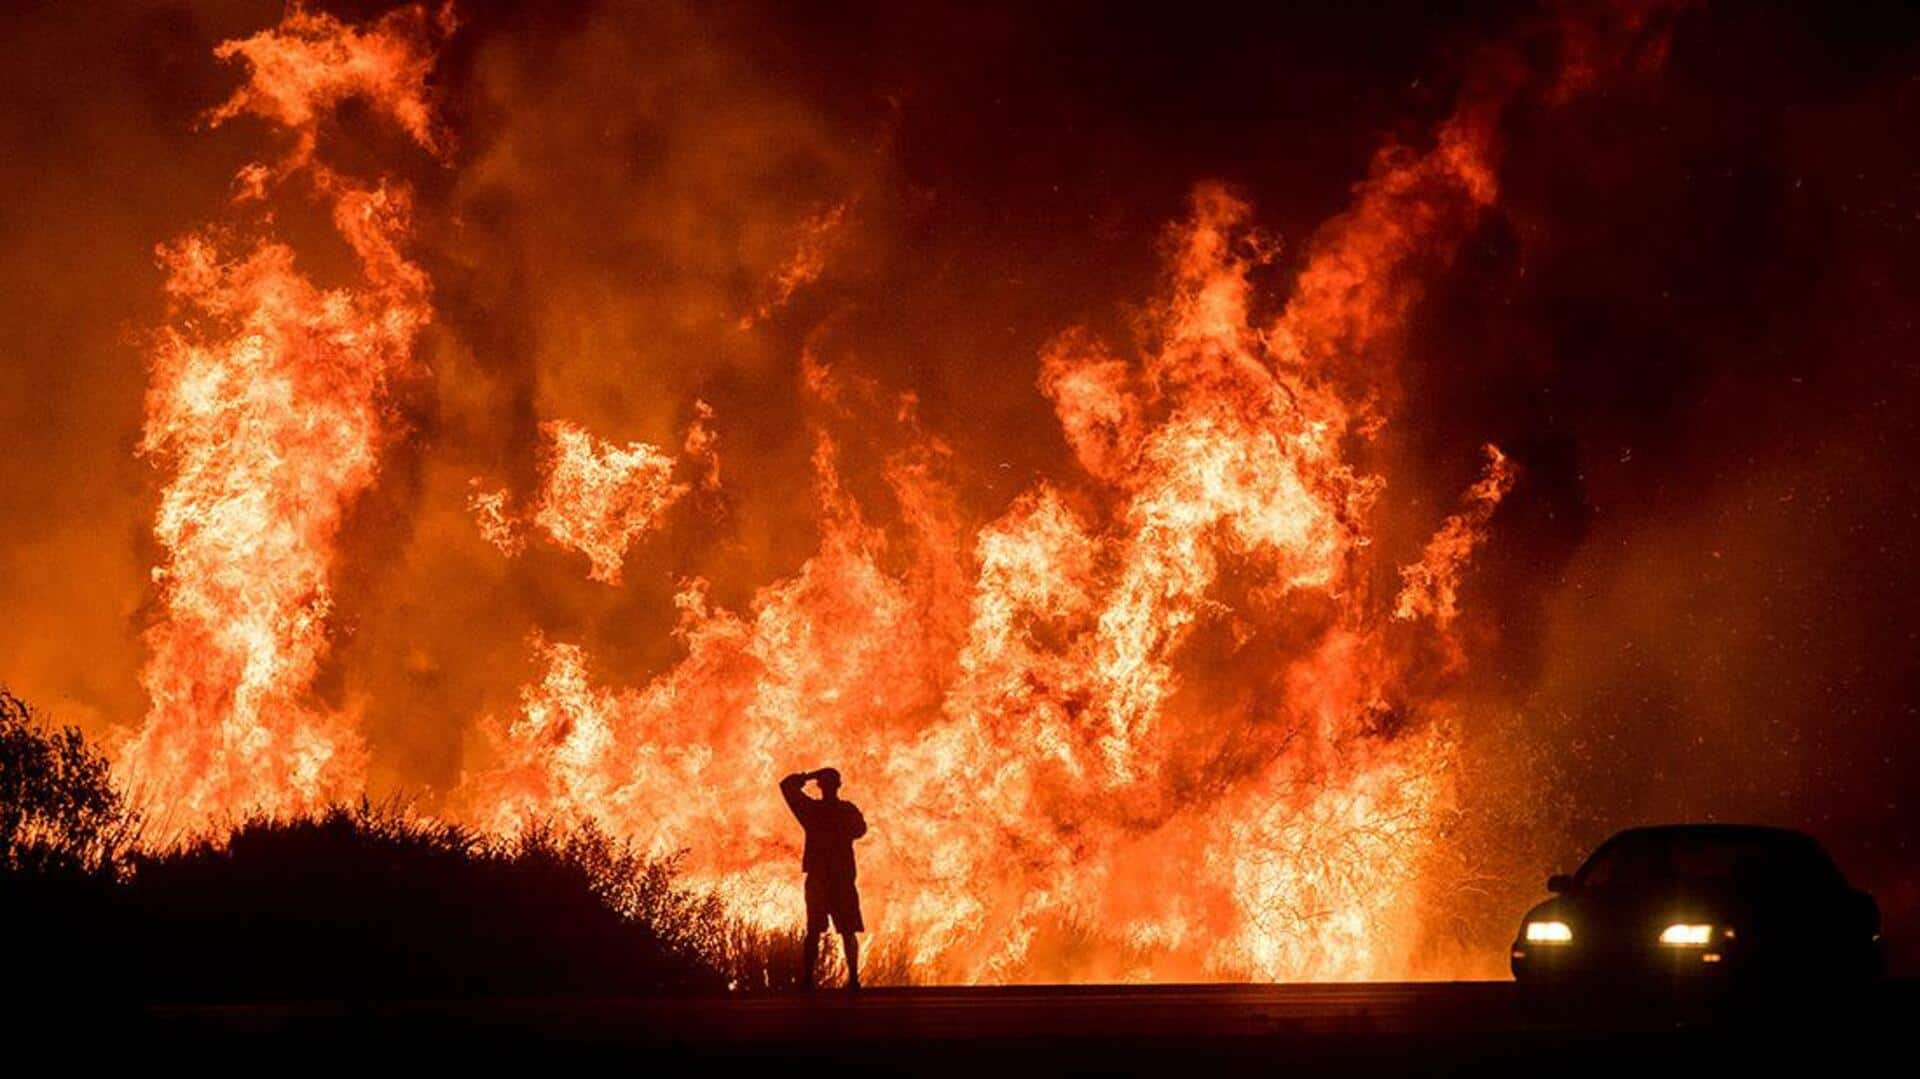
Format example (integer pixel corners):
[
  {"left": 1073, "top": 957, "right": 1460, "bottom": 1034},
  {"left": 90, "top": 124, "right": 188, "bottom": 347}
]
[
  {"left": 119, "top": 4, "right": 447, "bottom": 826},
  {"left": 461, "top": 163, "right": 1515, "bottom": 980}
]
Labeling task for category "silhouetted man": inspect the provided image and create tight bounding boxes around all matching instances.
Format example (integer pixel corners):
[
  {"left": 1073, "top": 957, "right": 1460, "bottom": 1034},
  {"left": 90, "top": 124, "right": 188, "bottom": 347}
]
[{"left": 780, "top": 767, "right": 867, "bottom": 990}]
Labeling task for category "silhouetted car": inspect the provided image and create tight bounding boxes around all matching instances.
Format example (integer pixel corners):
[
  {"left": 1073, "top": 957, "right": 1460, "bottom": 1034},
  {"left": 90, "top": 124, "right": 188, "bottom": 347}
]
[{"left": 1511, "top": 824, "right": 1882, "bottom": 989}]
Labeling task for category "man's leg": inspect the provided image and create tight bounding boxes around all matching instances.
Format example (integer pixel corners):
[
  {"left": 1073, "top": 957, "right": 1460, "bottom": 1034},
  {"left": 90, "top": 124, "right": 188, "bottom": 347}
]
[
  {"left": 802, "top": 930, "right": 820, "bottom": 991},
  {"left": 841, "top": 931, "right": 860, "bottom": 990}
]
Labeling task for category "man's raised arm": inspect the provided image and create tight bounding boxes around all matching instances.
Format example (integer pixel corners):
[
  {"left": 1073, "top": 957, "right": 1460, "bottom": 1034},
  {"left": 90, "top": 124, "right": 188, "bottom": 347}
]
[{"left": 780, "top": 771, "right": 814, "bottom": 821}]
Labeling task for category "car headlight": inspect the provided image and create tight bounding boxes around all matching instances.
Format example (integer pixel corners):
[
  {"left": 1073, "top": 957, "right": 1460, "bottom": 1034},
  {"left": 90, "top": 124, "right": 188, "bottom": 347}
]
[
  {"left": 1658, "top": 923, "right": 1714, "bottom": 946},
  {"left": 1525, "top": 920, "right": 1573, "bottom": 944}
]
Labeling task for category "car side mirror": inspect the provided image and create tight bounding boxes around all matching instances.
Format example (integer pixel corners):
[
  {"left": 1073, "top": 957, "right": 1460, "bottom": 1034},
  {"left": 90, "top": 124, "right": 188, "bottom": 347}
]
[{"left": 1547, "top": 873, "right": 1574, "bottom": 894}]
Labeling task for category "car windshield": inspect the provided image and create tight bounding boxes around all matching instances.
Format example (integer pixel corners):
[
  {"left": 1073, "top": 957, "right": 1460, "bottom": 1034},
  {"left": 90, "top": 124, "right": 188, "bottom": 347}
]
[{"left": 1574, "top": 831, "right": 1838, "bottom": 891}]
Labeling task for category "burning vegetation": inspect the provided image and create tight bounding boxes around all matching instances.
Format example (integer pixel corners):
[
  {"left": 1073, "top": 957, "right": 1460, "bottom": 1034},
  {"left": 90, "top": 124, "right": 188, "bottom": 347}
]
[{"left": 108, "top": 0, "right": 1677, "bottom": 983}]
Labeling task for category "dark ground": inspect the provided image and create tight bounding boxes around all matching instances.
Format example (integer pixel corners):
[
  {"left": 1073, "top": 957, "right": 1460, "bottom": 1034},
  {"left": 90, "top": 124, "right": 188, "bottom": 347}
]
[{"left": 102, "top": 980, "right": 1918, "bottom": 1074}]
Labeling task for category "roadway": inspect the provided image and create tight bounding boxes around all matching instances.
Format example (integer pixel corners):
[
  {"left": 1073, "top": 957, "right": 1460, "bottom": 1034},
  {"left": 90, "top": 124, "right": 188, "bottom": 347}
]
[{"left": 127, "top": 980, "right": 1916, "bottom": 1072}]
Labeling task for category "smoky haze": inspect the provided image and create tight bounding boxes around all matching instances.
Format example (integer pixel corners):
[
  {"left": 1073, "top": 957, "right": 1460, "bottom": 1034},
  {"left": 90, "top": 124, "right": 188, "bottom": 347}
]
[{"left": 1, "top": 0, "right": 1917, "bottom": 975}]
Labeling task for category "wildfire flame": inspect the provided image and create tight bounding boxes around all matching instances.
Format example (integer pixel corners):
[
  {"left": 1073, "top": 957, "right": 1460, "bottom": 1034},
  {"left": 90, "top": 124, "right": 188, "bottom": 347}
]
[
  {"left": 116, "top": 2, "right": 1675, "bottom": 981},
  {"left": 118, "top": 4, "right": 447, "bottom": 822},
  {"left": 461, "top": 166, "right": 1519, "bottom": 980},
  {"left": 530, "top": 420, "right": 688, "bottom": 585}
]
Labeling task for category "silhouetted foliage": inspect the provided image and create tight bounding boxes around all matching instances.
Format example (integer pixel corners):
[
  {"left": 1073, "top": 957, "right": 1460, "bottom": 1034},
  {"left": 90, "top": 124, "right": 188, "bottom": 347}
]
[
  {"left": 1, "top": 689, "right": 141, "bottom": 999},
  {"left": 0, "top": 687, "right": 137, "bottom": 880},
  {"left": 127, "top": 802, "right": 727, "bottom": 1000}
]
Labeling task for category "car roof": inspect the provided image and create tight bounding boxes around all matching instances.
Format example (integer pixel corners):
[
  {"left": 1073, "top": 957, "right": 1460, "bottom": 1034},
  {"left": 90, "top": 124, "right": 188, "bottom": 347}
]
[{"left": 1601, "top": 824, "right": 1823, "bottom": 848}]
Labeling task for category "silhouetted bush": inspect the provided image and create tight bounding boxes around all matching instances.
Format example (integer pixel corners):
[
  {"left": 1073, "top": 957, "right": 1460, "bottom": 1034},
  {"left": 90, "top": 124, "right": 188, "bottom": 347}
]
[
  {"left": 127, "top": 803, "right": 727, "bottom": 1001},
  {"left": 1, "top": 689, "right": 142, "bottom": 1000},
  {"left": 0, "top": 688, "right": 137, "bottom": 880}
]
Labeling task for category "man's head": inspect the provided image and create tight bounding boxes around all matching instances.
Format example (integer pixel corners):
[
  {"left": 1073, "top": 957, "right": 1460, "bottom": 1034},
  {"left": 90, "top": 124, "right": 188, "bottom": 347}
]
[{"left": 815, "top": 768, "right": 842, "bottom": 798}]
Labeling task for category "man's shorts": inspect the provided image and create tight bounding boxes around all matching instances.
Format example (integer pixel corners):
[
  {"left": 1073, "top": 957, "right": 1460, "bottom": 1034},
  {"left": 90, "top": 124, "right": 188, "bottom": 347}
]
[{"left": 805, "top": 872, "right": 864, "bottom": 934}]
